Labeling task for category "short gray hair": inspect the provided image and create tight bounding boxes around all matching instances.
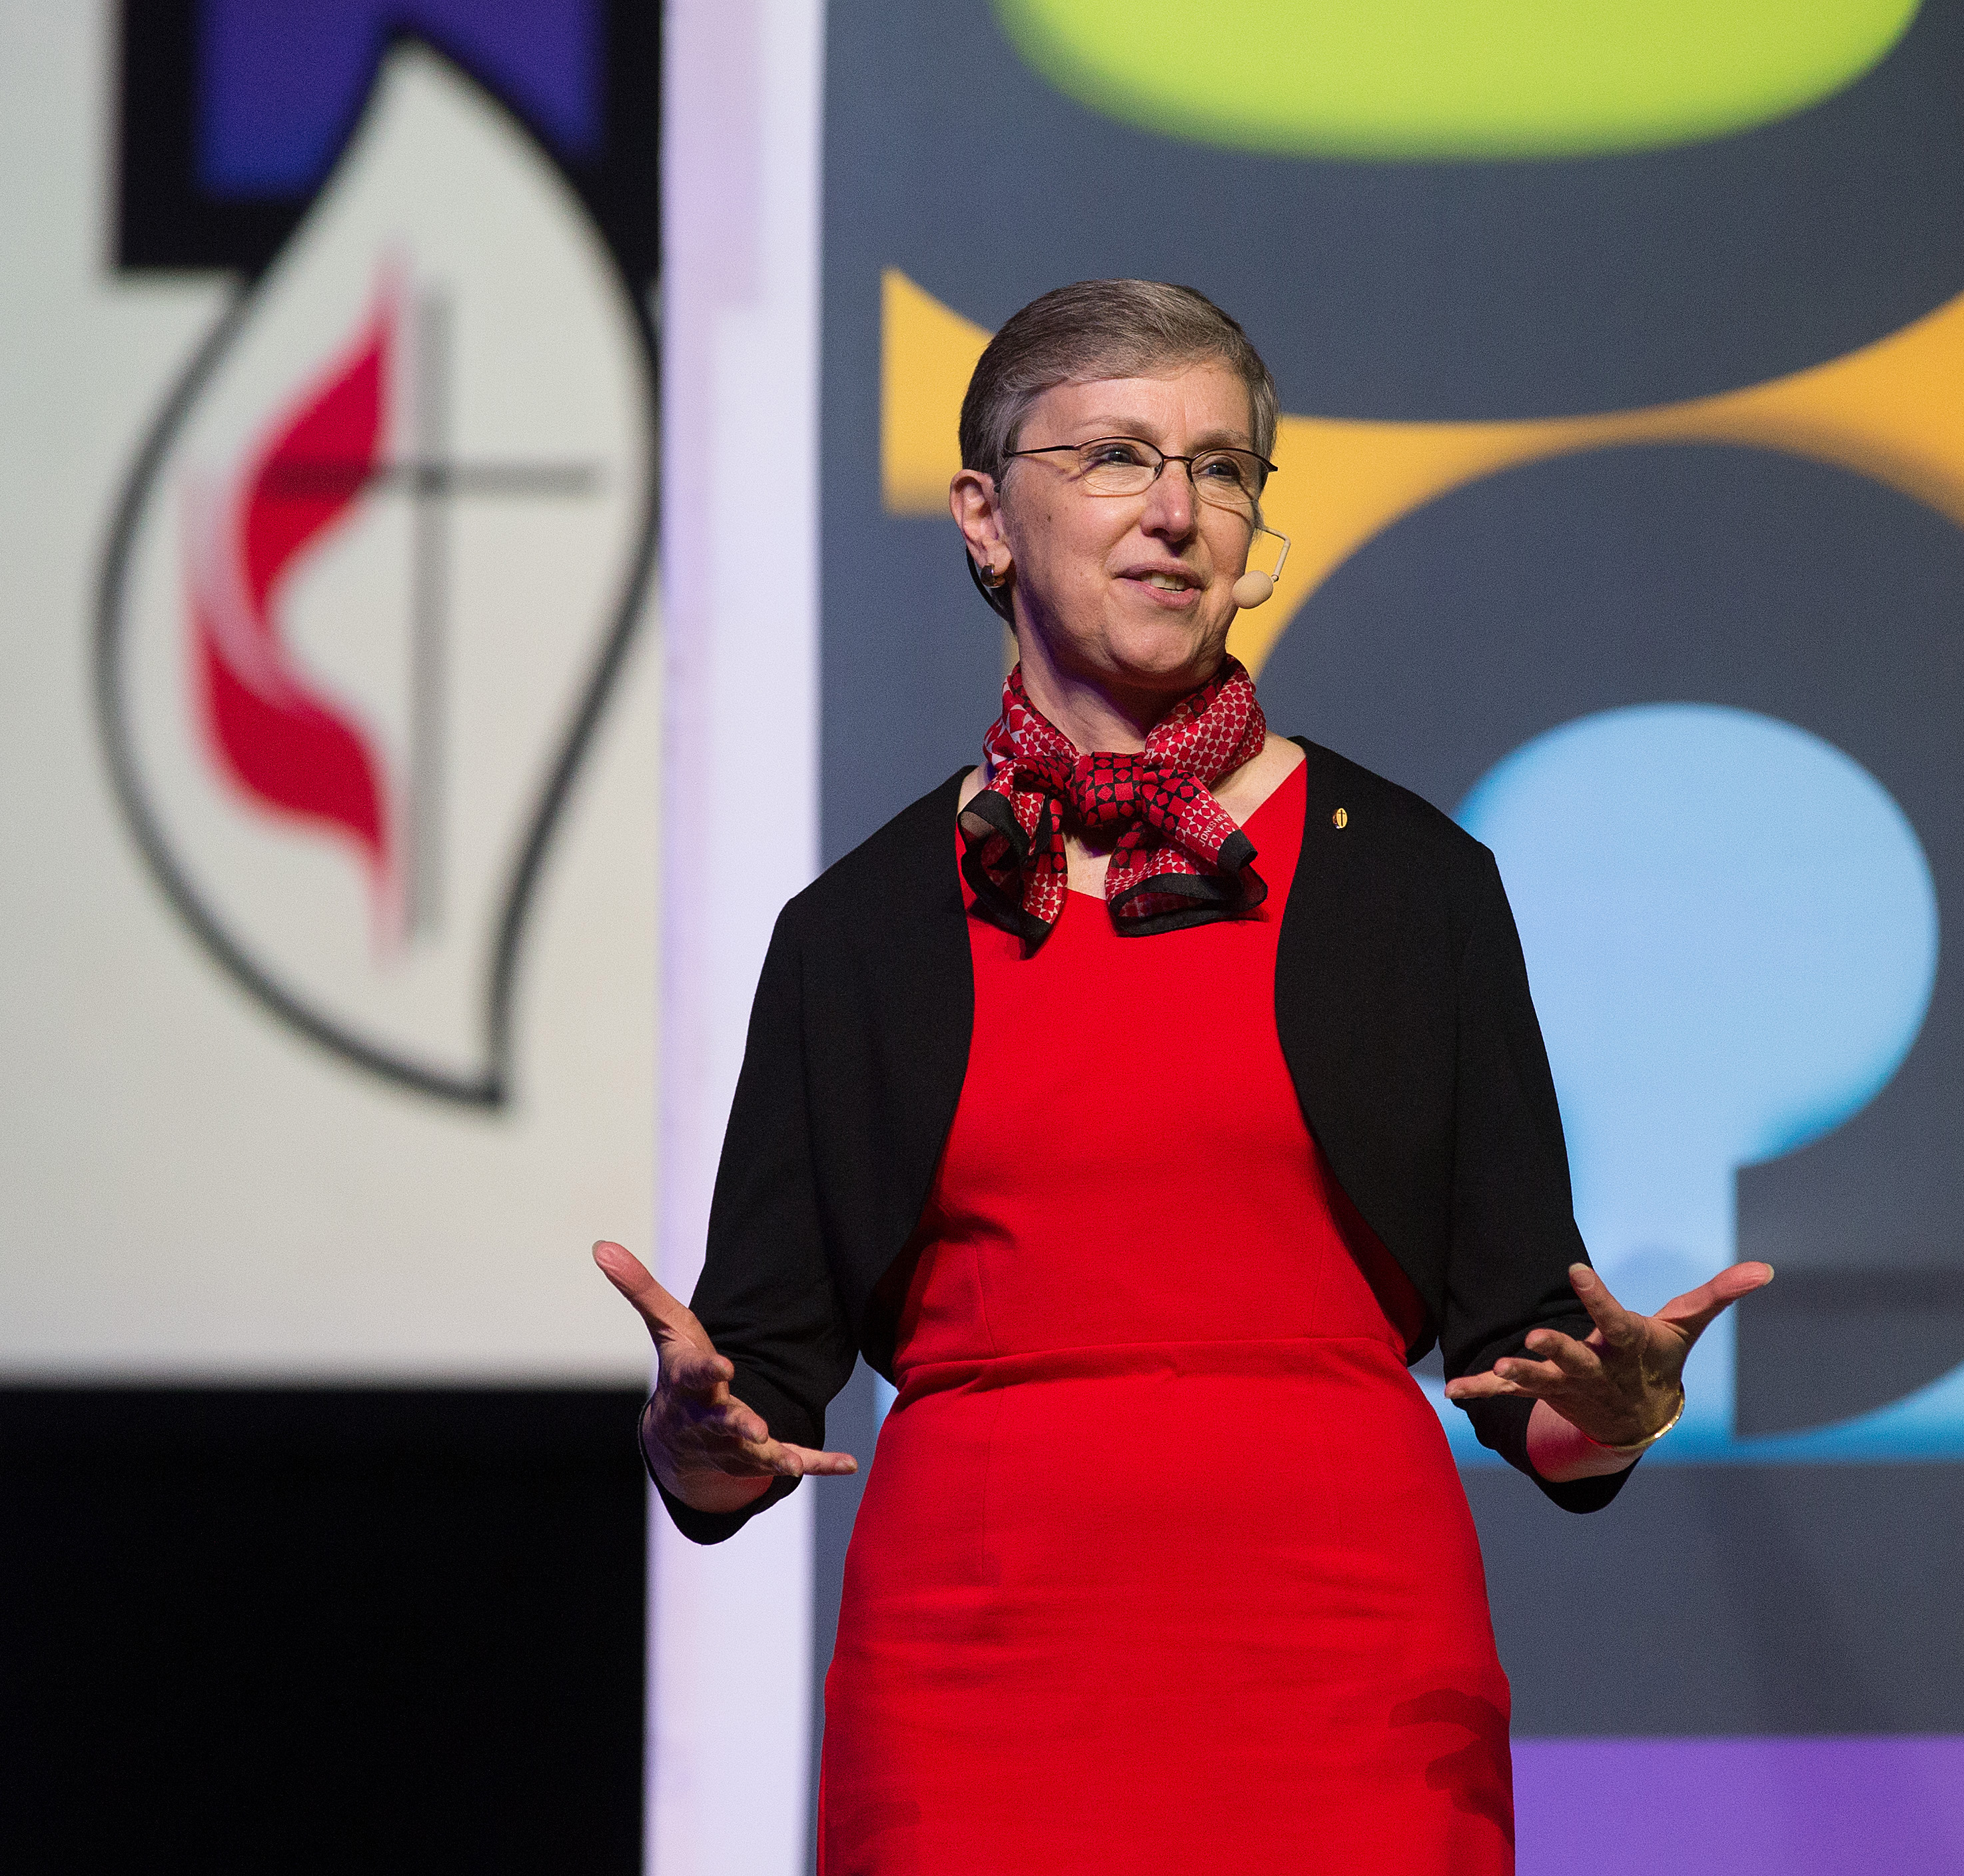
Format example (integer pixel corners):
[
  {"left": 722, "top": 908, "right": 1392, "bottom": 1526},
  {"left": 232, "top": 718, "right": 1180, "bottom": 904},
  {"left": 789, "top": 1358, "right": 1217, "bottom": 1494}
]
[{"left": 958, "top": 279, "right": 1278, "bottom": 484}]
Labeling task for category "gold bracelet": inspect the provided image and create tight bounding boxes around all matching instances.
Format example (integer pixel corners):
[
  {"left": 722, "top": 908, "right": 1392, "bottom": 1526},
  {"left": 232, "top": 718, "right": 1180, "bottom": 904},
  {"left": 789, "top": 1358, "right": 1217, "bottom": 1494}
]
[{"left": 1584, "top": 1386, "right": 1686, "bottom": 1456}]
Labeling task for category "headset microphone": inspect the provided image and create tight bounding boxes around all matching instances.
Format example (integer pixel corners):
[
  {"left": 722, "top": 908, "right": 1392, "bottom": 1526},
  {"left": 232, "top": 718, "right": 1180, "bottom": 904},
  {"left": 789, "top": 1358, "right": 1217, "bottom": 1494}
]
[{"left": 1232, "top": 528, "right": 1290, "bottom": 612}]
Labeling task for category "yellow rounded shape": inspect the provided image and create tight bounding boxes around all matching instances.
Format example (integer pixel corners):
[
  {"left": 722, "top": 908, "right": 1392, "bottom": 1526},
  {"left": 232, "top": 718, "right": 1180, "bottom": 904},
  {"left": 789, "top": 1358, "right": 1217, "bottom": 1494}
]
[{"left": 995, "top": 0, "right": 1921, "bottom": 159}]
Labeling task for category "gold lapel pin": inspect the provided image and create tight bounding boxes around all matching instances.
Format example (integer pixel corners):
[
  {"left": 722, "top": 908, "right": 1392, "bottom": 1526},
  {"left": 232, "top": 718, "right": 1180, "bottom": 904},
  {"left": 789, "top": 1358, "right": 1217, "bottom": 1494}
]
[{"left": 1332, "top": 808, "right": 1348, "bottom": 829}]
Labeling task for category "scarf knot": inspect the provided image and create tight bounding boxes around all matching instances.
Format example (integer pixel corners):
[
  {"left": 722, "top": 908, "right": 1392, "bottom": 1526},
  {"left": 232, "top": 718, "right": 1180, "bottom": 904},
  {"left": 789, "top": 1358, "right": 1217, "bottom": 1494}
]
[{"left": 961, "top": 659, "right": 1268, "bottom": 944}]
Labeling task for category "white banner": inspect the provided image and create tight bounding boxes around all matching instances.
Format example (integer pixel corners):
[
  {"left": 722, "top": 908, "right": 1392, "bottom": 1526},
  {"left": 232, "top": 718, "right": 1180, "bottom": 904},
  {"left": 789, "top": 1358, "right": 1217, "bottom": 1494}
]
[
  {"left": 0, "top": 5, "right": 657, "bottom": 1382},
  {"left": 653, "top": 5, "right": 827, "bottom": 1872}
]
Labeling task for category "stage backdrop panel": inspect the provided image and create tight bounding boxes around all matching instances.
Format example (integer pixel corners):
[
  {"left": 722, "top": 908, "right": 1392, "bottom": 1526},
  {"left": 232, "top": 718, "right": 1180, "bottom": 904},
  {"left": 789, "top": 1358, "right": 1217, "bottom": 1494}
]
[
  {"left": 3, "top": 7, "right": 666, "bottom": 1872},
  {"left": 0, "top": 1, "right": 661, "bottom": 1381},
  {"left": 814, "top": 5, "right": 1964, "bottom": 1873}
]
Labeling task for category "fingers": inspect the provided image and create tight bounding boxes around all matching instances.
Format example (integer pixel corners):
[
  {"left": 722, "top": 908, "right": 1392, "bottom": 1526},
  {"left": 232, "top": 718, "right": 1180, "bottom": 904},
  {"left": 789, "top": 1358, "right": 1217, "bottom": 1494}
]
[
  {"left": 647, "top": 1378, "right": 859, "bottom": 1482},
  {"left": 1444, "top": 1296, "right": 1692, "bottom": 1446},
  {"left": 690, "top": 1392, "right": 768, "bottom": 1445},
  {"left": 592, "top": 1240, "right": 714, "bottom": 1352},
  {"left": 1488, "top": 1353, "right": 1568, "bottom": 1395},
  {"left": 1442, "top": 1330, "right": 1598, "bottom": 1405},
  {"left": 771, "top": 1443, "right": 860, "bottom": 1478},
  {"left": 595, "top": 1240, "right": 861, "bottom": 1488},
  {"left": 674, "top": 1423, "right": 857, "bottom": 1480},
  {"left": 1568, "top": 1263, "right": 1642, "bottom": 1352},
  {"left": 1522, "top": 1326, "right": 1602, "bottom": 1381},
  {"left": 1444, "top": 1371, "right": 1528, "bottom": 1402},
  {"left": 664, "top": 1340, "right": 738, "bottom": 1402},
  {"left": 660, "top": 1441, "right": 859, "bottom": 1508},
  {"left": 592, "top": 1237, "right": 651, "bottom": 1288},
  {"left": 1656, "top": 1260, "right": 1775, "bottom": 1339}
]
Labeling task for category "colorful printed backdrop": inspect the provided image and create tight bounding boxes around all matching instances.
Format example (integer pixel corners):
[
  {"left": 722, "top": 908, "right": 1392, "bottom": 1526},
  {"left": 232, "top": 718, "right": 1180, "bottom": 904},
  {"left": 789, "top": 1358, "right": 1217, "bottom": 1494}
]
[
  {"left": 815, "top": 7, "right": 1964, "bottom": 1871},
  {"left": 10, "top": 6, "right": 1964, "bottom": 1871}
]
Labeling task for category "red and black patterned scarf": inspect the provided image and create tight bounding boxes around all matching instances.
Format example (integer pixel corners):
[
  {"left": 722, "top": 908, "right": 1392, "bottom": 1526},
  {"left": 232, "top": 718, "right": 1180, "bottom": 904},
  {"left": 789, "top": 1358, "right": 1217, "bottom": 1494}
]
[{"left": 960, "top": 658, "right": 1268, "bottom": 943}]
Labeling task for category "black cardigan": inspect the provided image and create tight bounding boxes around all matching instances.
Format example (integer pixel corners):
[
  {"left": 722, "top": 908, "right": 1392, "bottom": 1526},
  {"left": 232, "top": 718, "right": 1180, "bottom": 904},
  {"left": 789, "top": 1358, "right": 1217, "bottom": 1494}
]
[{"left": 664, "top": 736, "right": 1634, "bottom": 1542}]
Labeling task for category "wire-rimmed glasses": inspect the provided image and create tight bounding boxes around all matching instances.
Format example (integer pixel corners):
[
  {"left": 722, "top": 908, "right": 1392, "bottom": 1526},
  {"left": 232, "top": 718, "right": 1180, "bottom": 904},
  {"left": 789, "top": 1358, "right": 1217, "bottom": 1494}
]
[{"left": 1002, "top": 435, "right": 1276, "bottom": 520}]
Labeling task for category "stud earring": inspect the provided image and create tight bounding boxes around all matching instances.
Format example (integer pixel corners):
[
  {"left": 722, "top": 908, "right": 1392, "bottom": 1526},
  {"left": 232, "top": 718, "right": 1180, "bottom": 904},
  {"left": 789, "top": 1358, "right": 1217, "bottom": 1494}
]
[{"left": 978, "top": 555, "right": 1009, "bottom": 589}]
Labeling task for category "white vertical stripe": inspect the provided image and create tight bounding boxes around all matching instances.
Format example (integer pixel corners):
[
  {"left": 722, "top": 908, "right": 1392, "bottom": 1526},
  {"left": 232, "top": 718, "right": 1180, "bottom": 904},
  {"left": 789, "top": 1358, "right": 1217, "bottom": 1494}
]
[{"left": 654, "top": 5, "right": 826, "bottom": 1873}]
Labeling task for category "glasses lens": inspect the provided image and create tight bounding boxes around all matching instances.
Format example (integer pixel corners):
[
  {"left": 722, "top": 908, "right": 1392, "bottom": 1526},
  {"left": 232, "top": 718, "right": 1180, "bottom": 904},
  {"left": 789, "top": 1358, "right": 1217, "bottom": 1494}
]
[
  {"left": 1069, "top": 440, "right": 1263, "bottom": 516},
  {"left": 1075, "top": 440, "right": 1159, "bottom": 496},
  {"left": 1191, "top": 450, "right": 1261, "bottom": 515}
]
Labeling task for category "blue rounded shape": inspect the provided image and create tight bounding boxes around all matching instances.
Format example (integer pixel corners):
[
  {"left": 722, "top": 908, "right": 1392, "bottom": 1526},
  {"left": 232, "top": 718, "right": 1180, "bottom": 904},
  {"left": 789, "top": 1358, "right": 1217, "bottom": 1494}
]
[{"left": 1458, "top": 705, "right": 1938, "bottom": 1176}]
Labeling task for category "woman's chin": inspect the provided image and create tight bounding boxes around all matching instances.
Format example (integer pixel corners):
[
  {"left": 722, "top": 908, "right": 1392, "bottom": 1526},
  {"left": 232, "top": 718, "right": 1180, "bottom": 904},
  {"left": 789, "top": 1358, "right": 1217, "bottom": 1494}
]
[{"left": 1096, "top": 614, "right": 1229, "bottom": 688}]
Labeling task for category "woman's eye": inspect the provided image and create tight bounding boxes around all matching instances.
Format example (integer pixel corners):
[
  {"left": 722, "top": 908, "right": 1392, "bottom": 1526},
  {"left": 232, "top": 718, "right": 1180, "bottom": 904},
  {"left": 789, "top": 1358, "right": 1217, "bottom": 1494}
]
[
  {"left": 1199, "top": 456, "right": 1249, "bottom": 486},
  {"left": 1087, "top": 442, "right": 1149, "bottom": 467}
]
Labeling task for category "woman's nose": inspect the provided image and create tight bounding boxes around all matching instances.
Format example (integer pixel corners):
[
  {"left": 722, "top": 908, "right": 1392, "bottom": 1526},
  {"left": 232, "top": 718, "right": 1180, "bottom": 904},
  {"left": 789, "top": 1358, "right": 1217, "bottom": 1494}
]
[{"left": 1141, "top": 460, "right": 1198, "bottom": 538}]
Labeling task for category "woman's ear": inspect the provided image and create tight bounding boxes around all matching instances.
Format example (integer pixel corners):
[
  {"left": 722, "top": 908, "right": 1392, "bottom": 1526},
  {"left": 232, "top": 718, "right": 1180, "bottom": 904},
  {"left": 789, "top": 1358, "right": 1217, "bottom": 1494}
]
[{"left": 950, "top": 468, "right": 1009, "bottom": 579}]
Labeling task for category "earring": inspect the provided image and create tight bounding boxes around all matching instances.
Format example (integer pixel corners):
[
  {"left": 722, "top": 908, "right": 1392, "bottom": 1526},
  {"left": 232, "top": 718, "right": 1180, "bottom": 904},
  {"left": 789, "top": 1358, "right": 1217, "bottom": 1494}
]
[{"left": 977, "top": 554, "right": 1009, "bottom": 589}]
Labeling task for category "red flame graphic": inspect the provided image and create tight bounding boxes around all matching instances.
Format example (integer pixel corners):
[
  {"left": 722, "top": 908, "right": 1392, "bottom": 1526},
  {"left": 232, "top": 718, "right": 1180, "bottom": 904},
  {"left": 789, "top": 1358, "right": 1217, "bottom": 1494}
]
[{"left": 189, "top": 284, "right": 397, "bottom": 927}]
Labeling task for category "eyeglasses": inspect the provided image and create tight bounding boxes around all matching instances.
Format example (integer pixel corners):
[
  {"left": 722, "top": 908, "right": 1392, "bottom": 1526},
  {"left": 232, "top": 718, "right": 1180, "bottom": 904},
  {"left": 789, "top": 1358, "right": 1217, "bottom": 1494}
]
[{"left": 1002, "top": 436, "right": 1276, "bottom": 519}]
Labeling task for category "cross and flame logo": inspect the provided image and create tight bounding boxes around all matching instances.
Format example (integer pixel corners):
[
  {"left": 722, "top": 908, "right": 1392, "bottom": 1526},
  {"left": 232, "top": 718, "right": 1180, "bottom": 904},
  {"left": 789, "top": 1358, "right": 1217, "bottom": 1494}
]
[{"left": 99, "top": 45, "right": 654, "bottom": 1105}]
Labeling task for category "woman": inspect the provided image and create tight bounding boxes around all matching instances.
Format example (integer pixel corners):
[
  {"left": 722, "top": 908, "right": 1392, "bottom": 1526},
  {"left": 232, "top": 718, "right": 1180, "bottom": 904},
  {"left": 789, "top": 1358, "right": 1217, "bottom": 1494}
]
[{"left": 597, "top": 280, "right": 1770, "bottom": 1873}]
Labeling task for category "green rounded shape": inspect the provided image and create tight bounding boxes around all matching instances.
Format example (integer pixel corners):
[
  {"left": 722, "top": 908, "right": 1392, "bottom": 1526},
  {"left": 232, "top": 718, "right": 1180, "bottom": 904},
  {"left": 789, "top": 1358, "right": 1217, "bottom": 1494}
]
[{"left": 994, "top": 0, "right": 1922, "bottom": 159}]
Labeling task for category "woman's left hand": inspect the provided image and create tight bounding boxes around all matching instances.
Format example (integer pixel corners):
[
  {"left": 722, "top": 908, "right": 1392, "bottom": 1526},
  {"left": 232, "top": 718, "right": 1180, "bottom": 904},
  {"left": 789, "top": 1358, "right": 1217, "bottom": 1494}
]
[{"left": 1443, "top": 1260, "right": 1773, "bottom": 1452}]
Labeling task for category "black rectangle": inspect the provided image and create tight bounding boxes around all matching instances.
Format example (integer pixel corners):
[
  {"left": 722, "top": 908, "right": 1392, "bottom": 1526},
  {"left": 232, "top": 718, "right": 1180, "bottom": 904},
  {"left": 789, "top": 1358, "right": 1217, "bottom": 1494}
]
[{"left": 0, "top": 1387, "right": 646, "bottom": 1875}]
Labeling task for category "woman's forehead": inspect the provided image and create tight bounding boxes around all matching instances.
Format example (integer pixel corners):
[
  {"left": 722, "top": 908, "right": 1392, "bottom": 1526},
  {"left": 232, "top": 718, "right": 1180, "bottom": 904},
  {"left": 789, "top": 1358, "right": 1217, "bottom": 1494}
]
[{"left": 1028, "top": 364, "right": 1252, "bottom": 444}]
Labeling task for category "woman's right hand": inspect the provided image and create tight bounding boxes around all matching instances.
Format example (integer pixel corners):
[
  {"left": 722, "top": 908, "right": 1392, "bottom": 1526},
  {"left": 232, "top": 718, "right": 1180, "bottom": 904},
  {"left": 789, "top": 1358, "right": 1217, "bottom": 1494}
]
[{"left": 593, "top": 1240, "right": 858, "bottom": 1514}]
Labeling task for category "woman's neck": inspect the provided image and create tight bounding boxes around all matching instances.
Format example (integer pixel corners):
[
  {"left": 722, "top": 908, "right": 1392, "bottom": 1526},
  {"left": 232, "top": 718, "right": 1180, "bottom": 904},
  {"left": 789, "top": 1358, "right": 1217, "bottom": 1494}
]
[{"left": 1014, "top": 638, "right": 1217, "bottom": 754}]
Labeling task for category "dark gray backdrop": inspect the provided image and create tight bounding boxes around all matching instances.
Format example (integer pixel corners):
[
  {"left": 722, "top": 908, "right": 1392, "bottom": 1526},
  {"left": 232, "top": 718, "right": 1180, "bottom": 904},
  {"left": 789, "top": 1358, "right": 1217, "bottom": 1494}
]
[{"left": 809, "top": 6, "right": 1964, "bottom": 1836}]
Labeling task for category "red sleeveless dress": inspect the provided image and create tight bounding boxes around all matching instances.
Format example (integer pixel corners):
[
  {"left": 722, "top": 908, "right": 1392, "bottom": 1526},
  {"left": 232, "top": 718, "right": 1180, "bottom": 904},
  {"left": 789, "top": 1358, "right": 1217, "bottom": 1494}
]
[{"left": 821, "top": 763, "right": 1514, "bottom": 1874}]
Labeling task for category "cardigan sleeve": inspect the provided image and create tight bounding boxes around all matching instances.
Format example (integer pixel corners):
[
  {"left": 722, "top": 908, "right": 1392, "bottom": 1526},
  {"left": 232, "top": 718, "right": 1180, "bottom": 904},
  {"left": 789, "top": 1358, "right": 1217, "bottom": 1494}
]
[
  {"left": 654, "top": 901, "right": 863, "bottom": 1545},
  {"left": 1444, "top": 846, "right": 1639, "bottom": 1512}
]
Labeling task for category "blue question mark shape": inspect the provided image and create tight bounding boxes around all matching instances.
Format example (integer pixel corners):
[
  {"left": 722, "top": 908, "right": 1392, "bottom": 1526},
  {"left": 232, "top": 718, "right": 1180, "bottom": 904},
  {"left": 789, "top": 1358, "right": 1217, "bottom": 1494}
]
[{"left": 1455, "top": 704, "right": 1939, "bottom": 1457}]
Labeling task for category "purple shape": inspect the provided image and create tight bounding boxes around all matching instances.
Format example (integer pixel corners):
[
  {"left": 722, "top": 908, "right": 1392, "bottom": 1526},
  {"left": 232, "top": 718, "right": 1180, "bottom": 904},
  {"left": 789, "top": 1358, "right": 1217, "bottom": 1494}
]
[
  {"left": 195, "top": 0, "right": 601, "bottom": 197},
  {"left": 1516, "top": 1737, "right": 1964, "bottom": 1876}
]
